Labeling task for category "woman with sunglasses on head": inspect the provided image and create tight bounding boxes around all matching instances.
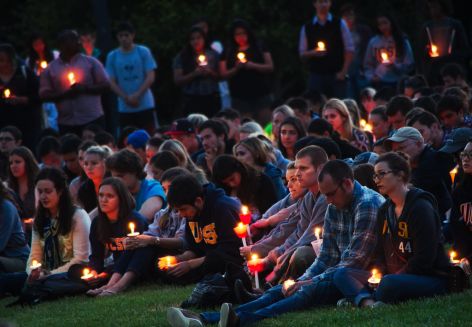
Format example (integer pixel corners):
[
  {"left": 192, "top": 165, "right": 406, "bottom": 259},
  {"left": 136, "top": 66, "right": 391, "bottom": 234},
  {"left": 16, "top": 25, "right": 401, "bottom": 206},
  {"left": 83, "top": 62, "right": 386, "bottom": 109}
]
[
  {"left": 333, "top": 152, "right": 450, "bottom": 307},
  {"left": 449, "top": 142, "right": 472, "bottom": 275}
]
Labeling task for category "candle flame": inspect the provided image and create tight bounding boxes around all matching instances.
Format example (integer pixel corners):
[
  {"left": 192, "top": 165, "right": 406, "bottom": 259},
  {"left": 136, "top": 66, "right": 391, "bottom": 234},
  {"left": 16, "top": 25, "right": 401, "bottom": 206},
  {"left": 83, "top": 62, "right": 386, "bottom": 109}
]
[
  {"left": 430, "top": 44, "right": 439, "bottom": 57},
  {"left": 40, "top": 61, "right": 48, "bottom": 69},
  {"left": 314, "top": 227, "right": 322, "bottom": 239},
  {"left": 317, "top": 41, "right": 326, "bottom": 51},
  {"left": 237, "top": 52, "right": 247, "bottom": 63},
  {"left": 3, "top": 88, "right": 11, "bottom": 98},
  {"left": 360, "top": 119, "right": 367, "bottom": 127},
  {"left": 67, "top": 72, "right": 76, "bottom": 85},
  {"left": 198, "top": 54, "right": 207, "bottom": 65},
  {"left": 380, "top": 51, "right": 389, "bottom": 62},
  {"left": 251, "top": 254, "right": 259, "bottom": 261},
  {"left": 83, "top": 268, "right": 90, "bottom": 276},
  {"left": 283, "top": 279, "right": 296, "bottom": 291},
  {"left": 450, "top": 166, "right": 458, "bottom": 183},
  {"left": 450, "top": 250, "right": 457, "bottom": 261},
  {"left": 241, "top": 205, "right": 249, "bottom": 215},
  {"left": 32, "top": 260, "right": 38, "bottom": 266},
  {"left": 129, "top": 222, "right": 135, "bottom": 234}
]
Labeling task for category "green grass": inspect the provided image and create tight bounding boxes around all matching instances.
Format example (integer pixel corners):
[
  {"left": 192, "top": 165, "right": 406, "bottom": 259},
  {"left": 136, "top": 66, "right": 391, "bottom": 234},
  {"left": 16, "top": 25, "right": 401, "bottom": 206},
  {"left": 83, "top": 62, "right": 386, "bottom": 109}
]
[{"left": 0, "top": 284, "right": 471, "bottom": 327}]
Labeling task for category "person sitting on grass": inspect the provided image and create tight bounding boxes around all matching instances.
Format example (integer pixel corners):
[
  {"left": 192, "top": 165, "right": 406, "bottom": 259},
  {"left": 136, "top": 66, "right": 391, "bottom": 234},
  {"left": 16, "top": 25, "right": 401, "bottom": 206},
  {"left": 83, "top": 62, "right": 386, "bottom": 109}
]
[
  {"left": 0, "top": 168, "right": 90, "bottom": 296},
  {"left": 86, "top": 177, "right": 148, "bottom": 297},
  {"left": 167, "top": 160, "right": 385, "bottom": 327},
  {"left": 333, "top": 152, "right": 451, "bottom": 307},
  {"left": 106, "top": 149, "right": 166, "bottom": 222},
  {"left": 160, "top": 174, "right": 244, "bottom": 285}
]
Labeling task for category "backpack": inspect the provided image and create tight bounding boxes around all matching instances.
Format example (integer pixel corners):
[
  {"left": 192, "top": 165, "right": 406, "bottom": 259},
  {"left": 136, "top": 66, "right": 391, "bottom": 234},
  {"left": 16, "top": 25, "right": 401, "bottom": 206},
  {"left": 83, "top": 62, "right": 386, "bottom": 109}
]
[{"left": 180, "top": 273, "right": 235, "bottom": 309}]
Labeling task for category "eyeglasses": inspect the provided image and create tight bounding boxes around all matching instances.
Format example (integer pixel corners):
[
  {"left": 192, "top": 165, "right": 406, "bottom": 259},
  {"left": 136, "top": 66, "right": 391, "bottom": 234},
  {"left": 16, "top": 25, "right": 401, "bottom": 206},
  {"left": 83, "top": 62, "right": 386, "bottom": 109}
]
[
  {"left": 460, "top": 151, "right": 472, "bottom": 160},
  {"left": 373, "top": 170, "right": 394, "bottom": 181},
  {"left": 323, "top": 183, "right": 342, "bottom": 198},
  {"left": 0, "top": 137, "right": 14, "bottom": 142}
]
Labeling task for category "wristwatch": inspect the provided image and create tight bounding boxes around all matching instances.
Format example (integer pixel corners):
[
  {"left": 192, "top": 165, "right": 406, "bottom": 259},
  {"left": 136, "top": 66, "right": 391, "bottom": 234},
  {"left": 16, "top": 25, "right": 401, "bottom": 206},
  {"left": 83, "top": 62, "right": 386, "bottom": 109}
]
[{"left": 154, "top": 236, "right": 160, "bottom": 246}]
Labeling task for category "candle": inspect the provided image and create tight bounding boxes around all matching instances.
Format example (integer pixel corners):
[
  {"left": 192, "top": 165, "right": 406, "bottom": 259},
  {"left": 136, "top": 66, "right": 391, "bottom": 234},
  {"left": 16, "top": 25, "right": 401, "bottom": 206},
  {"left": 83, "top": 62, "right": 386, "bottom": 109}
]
[
  {"left": 314, "top": 227, "right": 322, "bottom": 240},
  {"left": 81, "top": 268, "right": 94, "bottom": 280},
  {"left": 127, "top": 222, "right": 139, "bottom": 237},
  {"left": 40, "top": 61, "right": 48, "bottom": 69},
  {"left": 315, "top": 41, "right": 326, "bottom": 52},
  {"left": 3, "top": 88, "right": 11, "bottom": 98},
  {"left": 283, "top": 279, "right": 296, "bottom": 292},
  {"left": 237, "top": 52, "right": 247, "bottom": 63},
  {"left": 247, "top": 254, "right": 263, "bottom": 289},
  {"left": 429, "top": 44, "right": 439, "bottom": 58},
  {"left": 30, "top": 260, "right": 42, "bottom": 270},
  {"left": 450, "top": 166, "right": 458, "bottom": 184},
  {"left": 240, "top": 205, "right": 251, "bottom": 225},
  {"left": 368, "top": 268, "right": 382, "bottom": 289},
  {"left": 158, "top": 256, "right": 177, "bottom": 270},
  {"left": 360, "top": 119, "right": 373, "bottom": 133},
  {"left": 450, "top": 251, "right": 460, "bottom": 265},
  {"left": 23, "top": 218, "right": 34, "bottom": 225},
  {"left": 67, "top": 72, "right": 76, "bottom": 86},
  {"left": 233, "top": 222, "right": 248, "bottom": 247},
  {"left": 380, "top": 50, "right": 390, "bottom": 64},
  {"left": 311, "top": 228, "right": 323, "bottom": 257},
  {"left": 198, "top": 54, "right": 208, "bottom": 66}
]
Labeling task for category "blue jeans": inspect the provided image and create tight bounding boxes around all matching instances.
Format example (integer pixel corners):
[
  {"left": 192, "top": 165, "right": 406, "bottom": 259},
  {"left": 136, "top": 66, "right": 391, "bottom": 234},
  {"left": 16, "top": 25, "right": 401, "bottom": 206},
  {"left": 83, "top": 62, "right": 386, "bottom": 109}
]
[
  {"left": 200, "top": 271, "right": 342, "bottom": 326},
  {"left": 333, "top": 267, "right": 448, "bottom": 306}
]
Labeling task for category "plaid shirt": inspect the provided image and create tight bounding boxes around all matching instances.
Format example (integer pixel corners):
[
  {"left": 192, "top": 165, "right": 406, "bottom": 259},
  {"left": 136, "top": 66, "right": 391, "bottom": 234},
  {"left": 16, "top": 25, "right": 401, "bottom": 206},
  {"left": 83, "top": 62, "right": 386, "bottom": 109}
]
[{"left": 300, "top": 181, "right": 385, "bottom": 280}]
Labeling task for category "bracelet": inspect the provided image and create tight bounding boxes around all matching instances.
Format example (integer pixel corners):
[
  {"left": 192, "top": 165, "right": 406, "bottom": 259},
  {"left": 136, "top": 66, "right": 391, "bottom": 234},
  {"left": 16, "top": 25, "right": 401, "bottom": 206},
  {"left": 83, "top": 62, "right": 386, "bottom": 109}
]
[{"left": 154, "top": 237, "right": 160, "bottom": 246}]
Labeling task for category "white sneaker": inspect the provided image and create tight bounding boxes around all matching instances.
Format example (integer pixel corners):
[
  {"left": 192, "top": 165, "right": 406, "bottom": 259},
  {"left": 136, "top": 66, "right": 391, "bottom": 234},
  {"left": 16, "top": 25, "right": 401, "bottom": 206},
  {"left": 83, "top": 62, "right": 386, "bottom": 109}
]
[{"left": 167, "top": 307, "right": 204, "bottom": 327}]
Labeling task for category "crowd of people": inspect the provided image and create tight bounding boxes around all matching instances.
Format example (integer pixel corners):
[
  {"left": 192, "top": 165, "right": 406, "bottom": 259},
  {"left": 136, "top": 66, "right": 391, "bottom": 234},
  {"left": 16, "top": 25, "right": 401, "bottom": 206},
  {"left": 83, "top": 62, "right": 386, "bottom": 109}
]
[{"left": 1, "top": 0, "right": 472, "bottom": 325}]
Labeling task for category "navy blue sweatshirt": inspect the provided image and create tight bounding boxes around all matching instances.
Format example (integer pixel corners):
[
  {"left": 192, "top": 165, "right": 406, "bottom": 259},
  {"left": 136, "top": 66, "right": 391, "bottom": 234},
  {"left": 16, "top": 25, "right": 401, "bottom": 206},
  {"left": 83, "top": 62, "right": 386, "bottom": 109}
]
[
  {"left": 89, "top": 210, "right": 148, "bottom": 272},
  {"left": 184, "top": 183, "right": 243, "bottom": 264},
  {"left": 374, "top": 188, "right": 450, "bottom": 276}
]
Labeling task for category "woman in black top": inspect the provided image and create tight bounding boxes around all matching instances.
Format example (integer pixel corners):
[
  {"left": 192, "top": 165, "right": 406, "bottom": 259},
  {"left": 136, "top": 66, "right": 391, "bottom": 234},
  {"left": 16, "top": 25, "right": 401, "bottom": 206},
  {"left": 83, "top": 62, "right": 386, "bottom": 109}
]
[
  {"left": 220, "top": 19, "right": 274, "bottom": 125},
  {"left": 173, "top": 26, "right": 220, "bottom": 117},
  {"left": 333, "top": 152, "right": 450, "bottom": 307},
  {"left": 212, "top": 154, "right": 278, "bottom": 220}
]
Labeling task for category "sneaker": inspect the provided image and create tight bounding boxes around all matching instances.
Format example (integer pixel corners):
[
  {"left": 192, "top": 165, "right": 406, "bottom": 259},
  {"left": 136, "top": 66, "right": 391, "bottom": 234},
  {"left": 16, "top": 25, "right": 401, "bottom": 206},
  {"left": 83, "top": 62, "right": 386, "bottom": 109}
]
[
  {"left": 218, "top": 303, "right": 239, "bottom": 327},
  {"left": 167, "top": 307, "right": 204, "bottom": 327},
  {"left": 370, "top": 301, "right": 386, "bottom": 308},
  {"left": 336, "top": 298, "right": 353, "bottom": 307}
]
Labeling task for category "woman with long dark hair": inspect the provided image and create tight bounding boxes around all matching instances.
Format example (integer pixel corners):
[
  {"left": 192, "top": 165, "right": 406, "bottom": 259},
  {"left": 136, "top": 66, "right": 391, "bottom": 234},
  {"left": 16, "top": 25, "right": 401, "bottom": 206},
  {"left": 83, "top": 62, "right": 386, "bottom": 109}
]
[
  {"left": 363, "top": 12, "right": 414, "bottom": 89},
  {"left": 220, "top": 19, "right": 274, "bottom": 125},
  {"left": 25, "top": 33, "right": 58, "bottom": 75},
  {"left": 173, "top": 26, "right": 220, "bottom": 117},
  {"left": 212, "top": 154, "right": 278, "bottom": 219},
  {"left": 86, "top": 177, "right": 147, "bottom": 296},
  {"left": 277, "top": 116, "right": 306, "bottom": 160}
]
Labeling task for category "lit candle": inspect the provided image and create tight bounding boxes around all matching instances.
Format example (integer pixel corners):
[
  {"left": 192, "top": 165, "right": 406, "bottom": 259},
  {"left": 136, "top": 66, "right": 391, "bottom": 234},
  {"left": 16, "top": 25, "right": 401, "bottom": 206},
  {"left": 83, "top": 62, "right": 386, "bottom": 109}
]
[
  {"left": 429, "top": 44, "right": 439, "bottom": 58},
  {"left": 380, "top": 50, "right": 390, "bottom": 64},
  {"left": 67, "top": 72, "right": 76, "bottom": 86},
  {"left": 315, "top": 41, "right": 326, "bottom": 52},
  {"left": 3, "top": 88, "right": 11, "bottom": 98},
  {"left": 30, "top": 260, "right": 42, "bottom": 270},
  {"left": 247, "top": 254, "right": 263, "bottom": 289},
  {"left": 314, "top": 227, "right": 322, "bottom": 240},
  {"left": 198, "top": 54, "right": 208, "bottom": 66},
  {"left": 40, "top": 61, "right": 48, "bottom": 69},
  {"left": 360, "top": 119, "right": 373, "bottom": 133},
  {"left": 127, "top": 222, "right": 139, "bottom": 237},
  {"left": 23, "top": 218, "right": 34, "bottom": 225},
  {"left": 450, "top": 251, "right": 460, "bottom": 265},
  {"left": 233, "top": 222, "right": 248, "bottom": 247},
  {"left": 237, "top": 52, "right": 247, "bottom": 63},
  {"left": 157, "top": 256, "right": 177, "bottom": 270},
  {"left": 240, "top": 205, "right": 251, "bottom": 225},
  {"left": 450, "top": 166, "right": 458, "bottom": 184},
  {"left": 311, "top": 227, "right": 323, "bottom": 256},
  {"left": 368, "top": 268, "right": 382, "bottom": 289},
  {"left": 81, "top": 268, "right": 94, "bottom": 280},
  {"left": 283, "top": 279, "right": 296, "bottom": 292}
]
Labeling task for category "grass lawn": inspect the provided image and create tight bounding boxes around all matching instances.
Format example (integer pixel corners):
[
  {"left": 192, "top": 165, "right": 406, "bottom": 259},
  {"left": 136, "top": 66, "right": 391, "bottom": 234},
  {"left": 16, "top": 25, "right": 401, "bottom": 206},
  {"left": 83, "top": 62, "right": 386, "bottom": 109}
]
[{"left": 0, "top": 283, "right": 471, "bottom": 327}]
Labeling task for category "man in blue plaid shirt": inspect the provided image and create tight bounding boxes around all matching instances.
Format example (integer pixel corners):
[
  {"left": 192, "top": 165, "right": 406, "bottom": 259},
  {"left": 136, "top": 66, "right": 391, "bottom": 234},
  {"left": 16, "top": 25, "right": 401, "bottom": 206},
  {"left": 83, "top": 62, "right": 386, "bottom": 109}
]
[{"left": 168, "top": 159, "right": 385, "bottom": 327}]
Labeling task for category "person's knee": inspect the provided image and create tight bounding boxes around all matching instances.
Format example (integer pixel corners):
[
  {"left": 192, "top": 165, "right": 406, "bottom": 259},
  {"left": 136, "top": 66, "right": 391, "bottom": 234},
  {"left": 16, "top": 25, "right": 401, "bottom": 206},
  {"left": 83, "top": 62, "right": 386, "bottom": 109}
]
[
  {"left": 332, "top": 267, "right": 350, "bottom": 286},
  {"left": 290, "top": 246, "right": 315, "bottom": 267},
  {"left": 376, "top": 275, "right": 398, "bottom": 302}
]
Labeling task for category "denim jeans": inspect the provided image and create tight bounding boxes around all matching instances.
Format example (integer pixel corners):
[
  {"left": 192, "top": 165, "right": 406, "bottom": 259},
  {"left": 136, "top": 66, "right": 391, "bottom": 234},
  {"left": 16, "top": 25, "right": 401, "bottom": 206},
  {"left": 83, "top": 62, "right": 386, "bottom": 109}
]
[
  {"left": 333, "top": 267, "right": 449, "bottom": 306},
  {"left": 200, "top": 270, "right": 342, "bottom": 326}
]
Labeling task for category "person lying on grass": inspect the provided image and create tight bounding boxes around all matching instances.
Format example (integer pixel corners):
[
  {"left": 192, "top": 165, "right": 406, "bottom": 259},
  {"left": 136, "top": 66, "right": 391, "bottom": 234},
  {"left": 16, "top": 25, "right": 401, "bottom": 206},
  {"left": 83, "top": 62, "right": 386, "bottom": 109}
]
[
  {"left": 333, "top": 152, "right": 452, "bottom": 307},
  {"left": 167, "top": 160, "right": 385, "bottom": 327},
  {"left": 0, "top": 168, "right": 90, "bottom": 296},
  {"left": 86, "top": 177, "right": 147, "bottom": 296},
  {"left": 161, "top": 174, "right": 244, "bottom": 285}
]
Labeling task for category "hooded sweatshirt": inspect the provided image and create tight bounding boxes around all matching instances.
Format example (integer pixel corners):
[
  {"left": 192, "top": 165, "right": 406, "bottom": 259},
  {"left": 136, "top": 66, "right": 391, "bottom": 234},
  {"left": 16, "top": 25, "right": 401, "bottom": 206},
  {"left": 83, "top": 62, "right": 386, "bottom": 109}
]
[{"left": 375, "top": 187, "right": 450, "bottom": 276}]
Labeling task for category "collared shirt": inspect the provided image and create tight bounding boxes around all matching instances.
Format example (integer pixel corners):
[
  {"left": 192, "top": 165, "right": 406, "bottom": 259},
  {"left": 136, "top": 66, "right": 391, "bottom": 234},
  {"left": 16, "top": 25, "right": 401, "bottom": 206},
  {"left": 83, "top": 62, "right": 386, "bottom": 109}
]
[
  {"left": 300, "top": 181, "right": 385, "bottom": 280},
  {"left": 299, "top": 13, "right": 355, "bottom": 54},
  {"left": 39, "top": 53, "right": 109, "bottom": 126}
]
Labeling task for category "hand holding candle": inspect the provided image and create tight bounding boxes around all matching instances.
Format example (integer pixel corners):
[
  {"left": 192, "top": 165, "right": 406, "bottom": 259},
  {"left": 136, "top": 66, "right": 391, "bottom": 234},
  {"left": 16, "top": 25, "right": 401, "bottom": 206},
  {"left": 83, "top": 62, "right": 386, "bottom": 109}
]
[
  {"left": 315, "top": 41, "right": 326, "bottom": 53},
  {"left": 198, "top": 54, "right": 208, "bottom": 66},
  {"left": 360, "top": 119, "right": 373, "bottom": 133},
  {"left": 380, "top": 50, "right": 390, "bottom": 64},
  {"left": 234, "top": 222, "right": 248, "bottom": 247},
  {"left": 158, "top": 256, "right": 177, "bottom": 270},
  {"left": 67, "top": 72, "right": 76, "bottom": 86},
  {"left": 30, "top": 259, "right": 42, "bottom": 270},
  {"left": 81, "top": 268, "right": 95, "bottom": 280},
  {"left": 237, "top": 52, "right": 247, "bottom": 64},
  {"left": 127, "top": 222, "right": 140, "bottom": 237},
  {"left": 3, "top": 88, "right": 11, "bottom": 99},
  {"left": 368, "top": 268, "right": 382, "bottom": 289},
  {"left": 283, "top": 279, "right": 296, "bottom": 292},
  {"left": 450, "top": 250, "right": 460, "bottom": 265}
]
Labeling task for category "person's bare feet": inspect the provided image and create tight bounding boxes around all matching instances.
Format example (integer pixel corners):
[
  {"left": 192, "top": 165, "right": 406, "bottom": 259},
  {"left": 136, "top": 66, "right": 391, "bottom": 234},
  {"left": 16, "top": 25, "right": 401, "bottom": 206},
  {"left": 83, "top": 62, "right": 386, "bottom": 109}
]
[
  {"left": 360, "top": 298, "right": 376, "bottom": 307},
  {"left": 86, "top": 286, "right": 108, "bottom": 297}
]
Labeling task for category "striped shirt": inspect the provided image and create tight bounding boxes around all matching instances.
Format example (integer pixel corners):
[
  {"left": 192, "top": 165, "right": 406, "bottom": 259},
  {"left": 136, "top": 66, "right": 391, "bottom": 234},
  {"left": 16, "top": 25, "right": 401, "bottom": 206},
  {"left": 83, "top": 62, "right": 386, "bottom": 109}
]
[{"left": 300, "top": 181, "right": 384, "bottom": 280}]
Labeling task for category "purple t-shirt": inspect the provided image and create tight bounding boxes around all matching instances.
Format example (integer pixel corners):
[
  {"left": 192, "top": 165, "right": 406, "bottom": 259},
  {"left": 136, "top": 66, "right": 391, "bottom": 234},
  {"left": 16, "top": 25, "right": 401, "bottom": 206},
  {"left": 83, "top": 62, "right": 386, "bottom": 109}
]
[{"left": 39, "top": 53, "right": 109, "bottom": 126}]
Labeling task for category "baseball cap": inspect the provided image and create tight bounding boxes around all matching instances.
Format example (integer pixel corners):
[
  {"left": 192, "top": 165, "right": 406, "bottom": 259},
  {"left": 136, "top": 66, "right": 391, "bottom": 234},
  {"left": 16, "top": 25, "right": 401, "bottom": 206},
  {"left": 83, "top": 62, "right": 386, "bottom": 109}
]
[
  {"left": 439, "top": 127, "right": 472, "bottom": 154},
  {"left": 127, "top": 129, "right": 150, "bottom": 149},
  {"left": 164, "top": 119, "right": 195, "bottom": 136},
  {"left": 385, "top": 127, "right": 424, "bottom": 148}
]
